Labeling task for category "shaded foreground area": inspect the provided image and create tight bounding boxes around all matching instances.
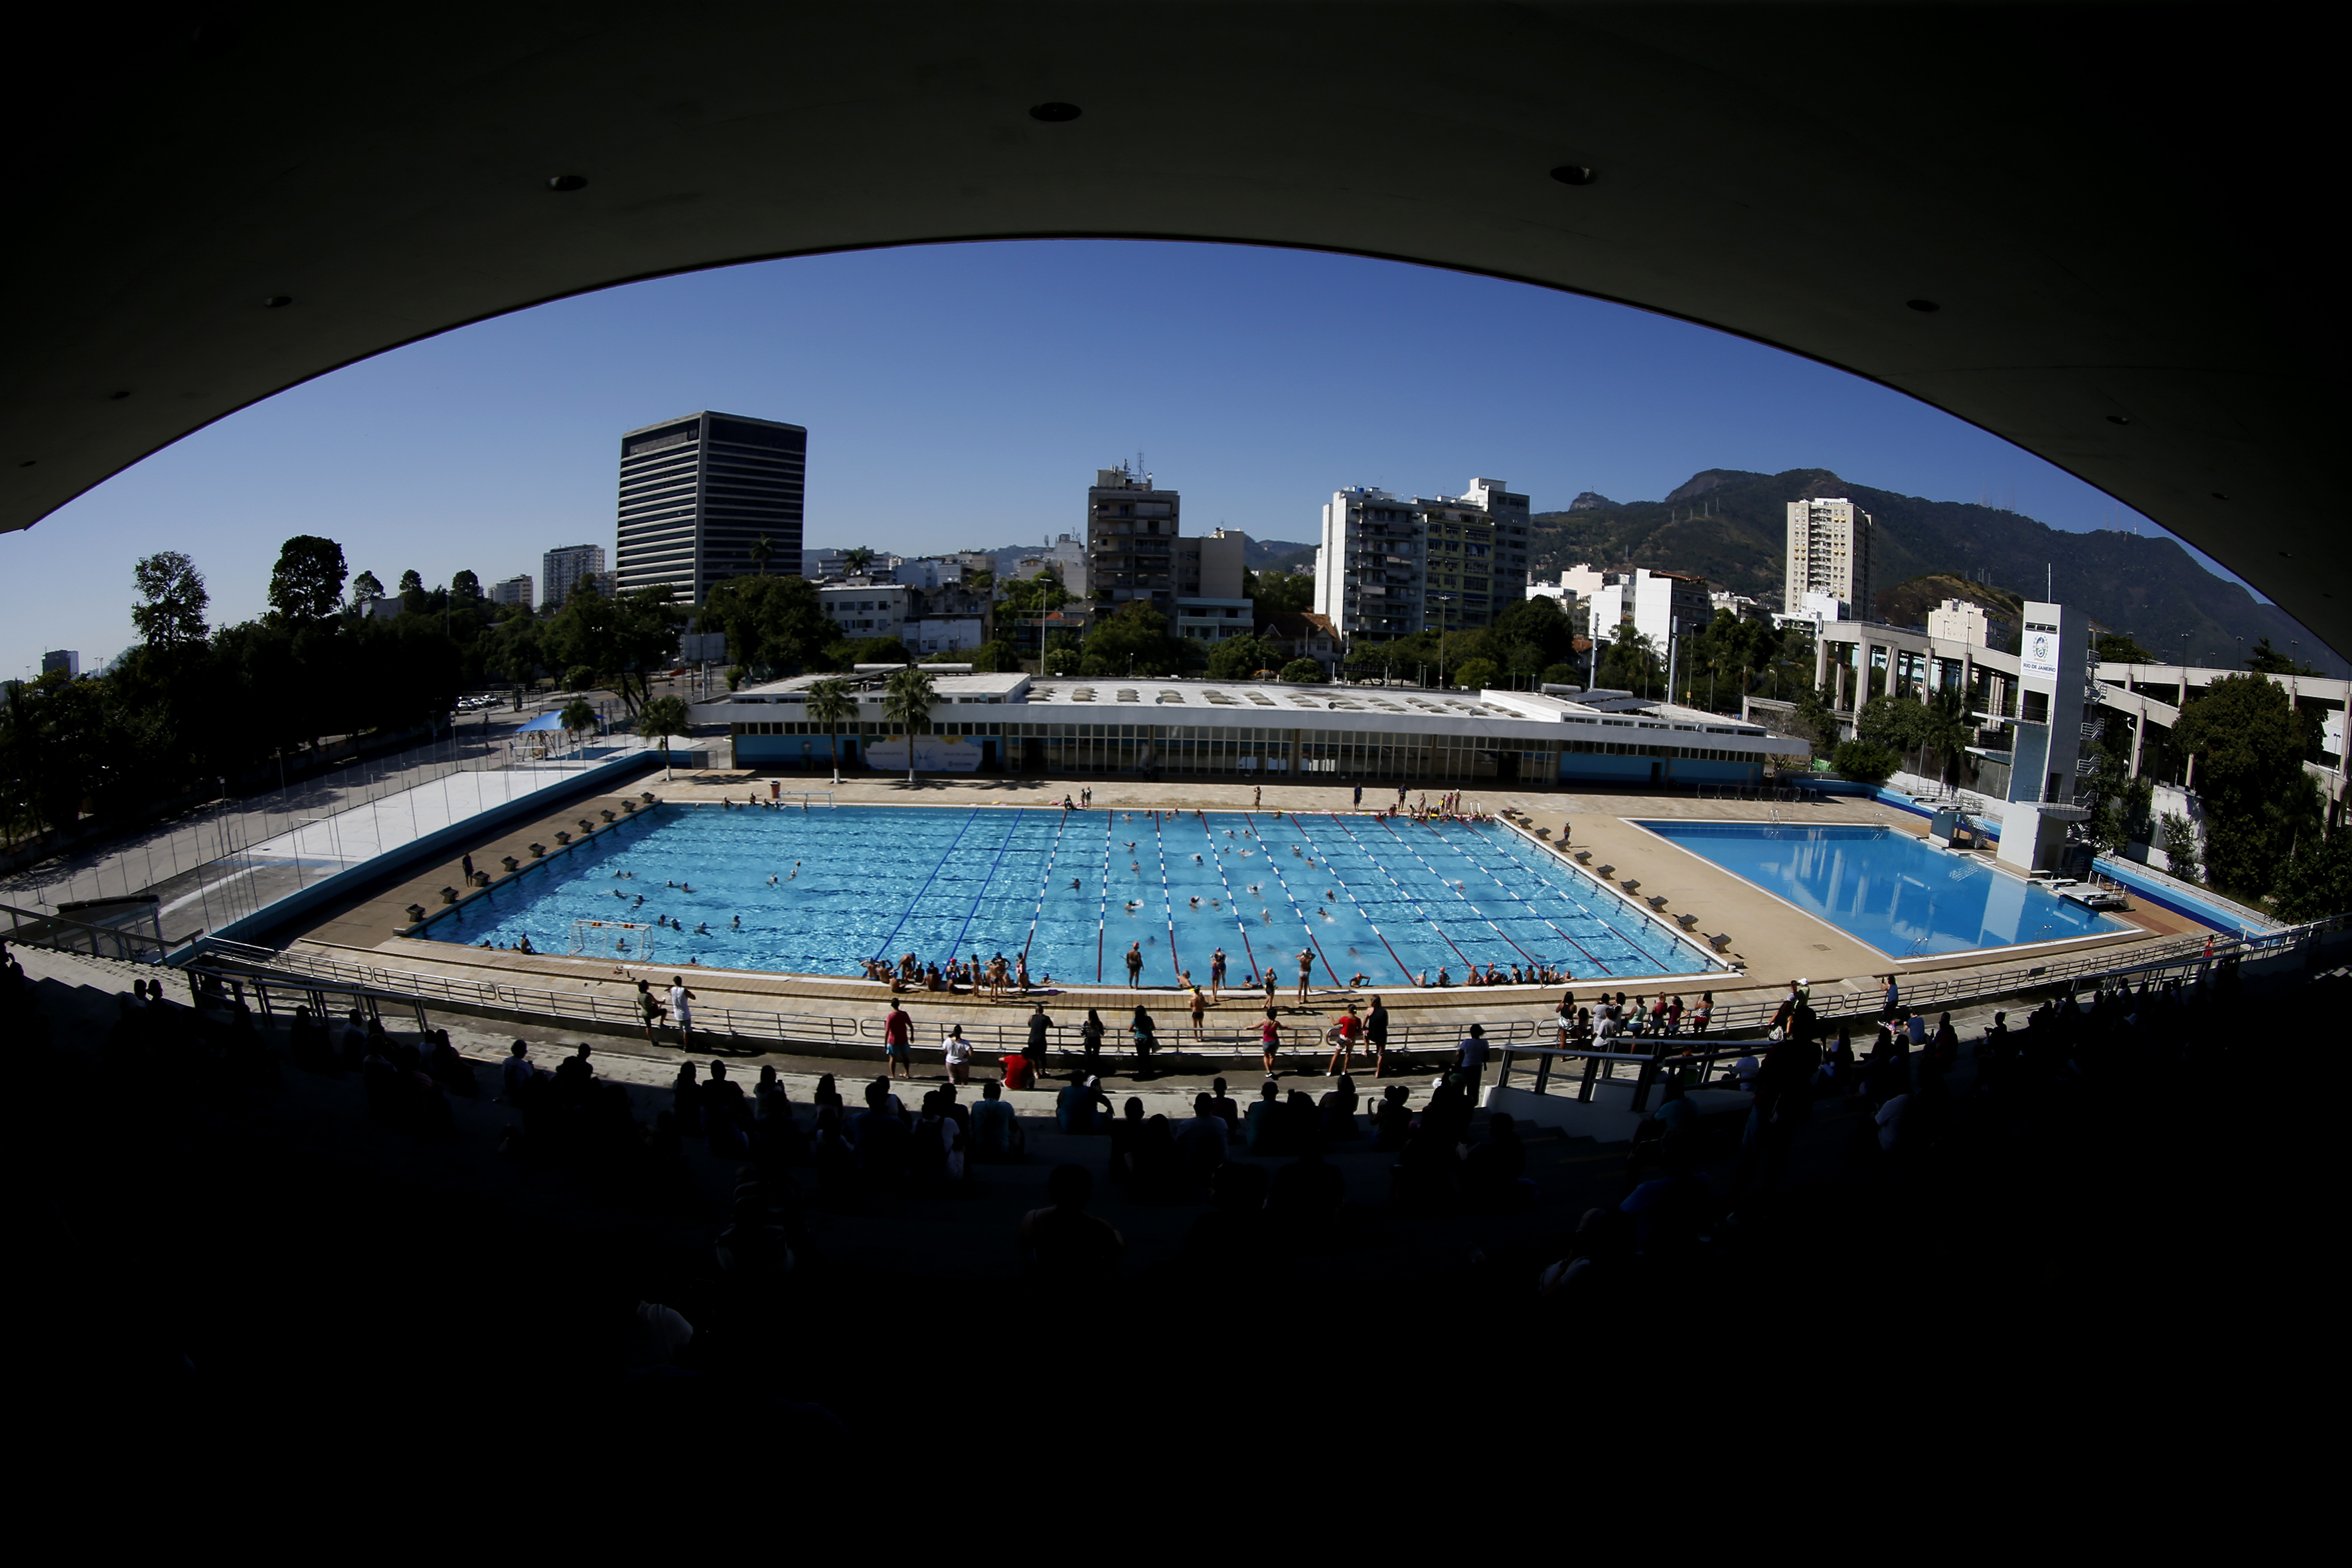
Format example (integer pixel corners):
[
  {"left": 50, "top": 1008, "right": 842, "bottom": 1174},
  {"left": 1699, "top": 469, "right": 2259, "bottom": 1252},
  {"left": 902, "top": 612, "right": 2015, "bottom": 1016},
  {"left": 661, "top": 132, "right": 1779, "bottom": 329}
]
[{"left": 12, "top": 938, "right": 2320, "bottom": 1454}]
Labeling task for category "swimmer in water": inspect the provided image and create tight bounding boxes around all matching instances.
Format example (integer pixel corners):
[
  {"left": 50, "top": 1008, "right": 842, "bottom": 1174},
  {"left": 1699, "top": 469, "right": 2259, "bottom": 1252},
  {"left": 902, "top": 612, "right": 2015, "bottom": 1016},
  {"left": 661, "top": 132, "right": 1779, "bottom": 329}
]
[
  {"left": 767, "top": 876, "right": 777, "bottom": 885},
  {"left": 1131, "top": 861, "right": 1140, "bottom": 873},
  {"left": 1192, "top": 854, "right": 1202, "bottom": 863},
  {"left": 732, "top": 915, "right": 741, "bottom": 929},
  {"left": 1188, "top": 896, "right": 1200, "bottom": 907},
  {"left": 1071, "top": 878, "right": 1082, "bottom": 891},
  {"left": 635, "top": 894, "right": 645, "bottom": 907},
  {"left": 695, "top": 921, "right": 709, "bottom": 935}
]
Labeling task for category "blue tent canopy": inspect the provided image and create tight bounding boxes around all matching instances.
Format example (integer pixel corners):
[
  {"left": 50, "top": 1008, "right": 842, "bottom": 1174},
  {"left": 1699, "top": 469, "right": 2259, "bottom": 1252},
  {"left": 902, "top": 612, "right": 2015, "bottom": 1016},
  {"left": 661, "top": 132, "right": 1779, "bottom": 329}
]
[{"left": 513, "top": 711, "right": 567, "bottom": 732}]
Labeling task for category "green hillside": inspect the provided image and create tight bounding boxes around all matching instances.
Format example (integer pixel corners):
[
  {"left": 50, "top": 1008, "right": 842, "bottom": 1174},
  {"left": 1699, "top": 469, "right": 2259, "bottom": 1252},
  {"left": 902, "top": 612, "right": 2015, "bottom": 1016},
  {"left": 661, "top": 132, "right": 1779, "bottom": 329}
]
[{"left": 1529, "top": 467, "right": 2343, "bottom": 674}]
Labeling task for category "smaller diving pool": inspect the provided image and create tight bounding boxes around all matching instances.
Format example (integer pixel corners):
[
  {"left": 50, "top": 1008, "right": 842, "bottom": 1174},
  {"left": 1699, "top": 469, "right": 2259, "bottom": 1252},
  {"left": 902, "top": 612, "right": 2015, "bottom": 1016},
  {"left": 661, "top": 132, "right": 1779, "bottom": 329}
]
[{"left": 1634, "top": 821, "right": 2129, "bottom": 959}]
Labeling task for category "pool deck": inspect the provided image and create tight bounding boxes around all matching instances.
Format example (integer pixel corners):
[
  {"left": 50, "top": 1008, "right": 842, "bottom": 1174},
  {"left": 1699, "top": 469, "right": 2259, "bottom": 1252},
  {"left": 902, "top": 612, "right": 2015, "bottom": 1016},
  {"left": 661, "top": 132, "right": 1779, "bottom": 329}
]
[{"left": 268, "top": 767, "right": 2209, "bottom": 1037}]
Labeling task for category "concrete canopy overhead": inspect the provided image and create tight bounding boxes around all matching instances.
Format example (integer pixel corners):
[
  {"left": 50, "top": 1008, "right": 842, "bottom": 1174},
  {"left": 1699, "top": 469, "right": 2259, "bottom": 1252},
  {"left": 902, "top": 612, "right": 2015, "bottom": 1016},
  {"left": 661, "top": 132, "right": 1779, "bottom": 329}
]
[{"left": 5, "top": 4, "right": 2341, "bottom": 656}]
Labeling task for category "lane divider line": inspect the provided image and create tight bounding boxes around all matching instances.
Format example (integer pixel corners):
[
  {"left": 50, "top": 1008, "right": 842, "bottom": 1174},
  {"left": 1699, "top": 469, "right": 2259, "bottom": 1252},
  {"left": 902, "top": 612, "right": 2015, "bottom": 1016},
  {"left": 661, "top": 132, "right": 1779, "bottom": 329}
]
[{"left": 870, "top": 807, "right": 984, "bottom": 963}]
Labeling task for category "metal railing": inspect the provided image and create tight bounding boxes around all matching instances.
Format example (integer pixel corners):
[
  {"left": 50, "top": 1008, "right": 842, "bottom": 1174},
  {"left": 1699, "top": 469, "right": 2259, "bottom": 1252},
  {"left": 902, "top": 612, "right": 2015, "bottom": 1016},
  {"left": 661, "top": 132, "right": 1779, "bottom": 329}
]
[
  {"left": 1492, "top": 1039, "right": 1759, "bottom": 1113},
  {"left": 187, "top": 937, "right": 1545, "bottom": 1060},
  {"left": 182, "top": 912, "right": 2351, "bottom": 1067},
  {"left": 3, "top": 899, "right": 169, "bottom": 964}
]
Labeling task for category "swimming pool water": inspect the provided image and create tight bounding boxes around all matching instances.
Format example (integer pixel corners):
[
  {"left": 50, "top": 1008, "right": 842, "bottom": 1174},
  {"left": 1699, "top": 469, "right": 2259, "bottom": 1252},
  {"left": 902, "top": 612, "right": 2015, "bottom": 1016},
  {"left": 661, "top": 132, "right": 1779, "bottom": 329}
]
[
  {"left": 1634, "top": 821, "right": 2128, "bottom": 958},
  {"left": 424, "top": 805, "right": 1717, "bottom": 986}
]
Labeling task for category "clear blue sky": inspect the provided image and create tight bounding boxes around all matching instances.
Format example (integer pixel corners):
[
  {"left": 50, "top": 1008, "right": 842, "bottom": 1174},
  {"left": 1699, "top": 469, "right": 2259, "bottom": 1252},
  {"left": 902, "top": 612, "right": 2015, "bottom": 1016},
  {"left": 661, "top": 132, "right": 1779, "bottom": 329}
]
[{"left": 5, "top": 238, "right": 2229, "bottom": 678}]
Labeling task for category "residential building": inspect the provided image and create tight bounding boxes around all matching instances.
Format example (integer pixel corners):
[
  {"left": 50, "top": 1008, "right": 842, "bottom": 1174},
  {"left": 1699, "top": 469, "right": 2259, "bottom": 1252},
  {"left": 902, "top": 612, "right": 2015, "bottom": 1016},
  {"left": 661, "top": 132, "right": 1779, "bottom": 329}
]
[
  {"left": 818, "top": 581, "right": 909, "bottom": 641},
  {"left": 803, "top": 548, "right": 904, "bottom": 582},
  {"left": 1257, "top": 610, "right": 1342, "bottom": 676},
  {"left": 893, "top": 557, "right": 964, "bottom": 591},
  {"left": 1711, "top": 589, "right": 1764, "bottom": 621},
  {"left": 1016, "top": 533, "right": 1090, "bottom": 596},
  {"left": 700, "top": 668, "right": 1780, "bottom": 792},
  {"left": 542, "top": 544, "right": 605, "bottom": 609},
  {"left": 41, "top": 649, "right": 78, "bottom": 679},
  {"left": 902, "top": 617, "right": 986, "bottom": 655},
  {"left": 1085, "top": 463, "right": 1184, "bottom": 609},
  {"left": 1587, "top": 568, "right": 1714, "bottom": 658},
  {"left": 1175, "top": 598, "right": 1253, "bottom": 643},
  {"left": 1926, "top": 597, "right": 1993, "bottom": 649},
  {"left": 1174, "top": 527, "right": 1246, "bottom": 600},
  {"left": 1314, "top": 478, "right": 1531, "bottom": 643},
  {"left": 489, "top": 575, "right": 533, "bottom": 610},
  {"left": 1783, "top": 497, "right": 1875, "bottom": 618},
  {"left": 615, "top": 410, "right": 807, "bottom": 603}
]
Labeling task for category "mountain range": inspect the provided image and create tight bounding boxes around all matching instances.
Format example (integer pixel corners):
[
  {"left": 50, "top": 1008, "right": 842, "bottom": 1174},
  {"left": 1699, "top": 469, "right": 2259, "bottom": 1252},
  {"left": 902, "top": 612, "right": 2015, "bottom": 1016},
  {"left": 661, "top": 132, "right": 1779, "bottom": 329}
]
[{"left": 1529, "top": 468, "right": 2344, "bottom": 674}]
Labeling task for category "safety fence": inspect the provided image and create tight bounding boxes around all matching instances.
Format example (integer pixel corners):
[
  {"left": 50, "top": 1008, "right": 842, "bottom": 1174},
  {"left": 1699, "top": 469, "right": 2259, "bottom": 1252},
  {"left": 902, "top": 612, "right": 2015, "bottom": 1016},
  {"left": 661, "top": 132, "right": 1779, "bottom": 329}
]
[{"left": 3, "top": 899, "right": 170, "bottom": 965}]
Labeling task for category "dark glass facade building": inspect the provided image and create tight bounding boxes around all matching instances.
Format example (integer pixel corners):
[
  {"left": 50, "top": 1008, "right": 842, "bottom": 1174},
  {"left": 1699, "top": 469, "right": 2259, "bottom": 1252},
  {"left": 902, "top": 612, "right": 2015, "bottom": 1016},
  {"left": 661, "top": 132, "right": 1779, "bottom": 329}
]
[{"left": 614, "top": 410, "right": 806, "bottom": 603}]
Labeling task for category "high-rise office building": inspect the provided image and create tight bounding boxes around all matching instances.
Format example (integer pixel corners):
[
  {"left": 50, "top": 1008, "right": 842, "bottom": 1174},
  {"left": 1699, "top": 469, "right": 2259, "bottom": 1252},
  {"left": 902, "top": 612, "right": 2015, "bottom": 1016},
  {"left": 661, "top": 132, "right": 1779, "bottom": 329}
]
[
  {"left": 489, "top": 574, "right": 533, "bottom": 609},
  {"left": 1784, "top": 497, "right": 1875, "bottom": 619},
  {"left": 542, "top": 544, "right": 605, "bottom": 609},
  {"left": 615, "top": 411, "right": 806, "bottom": 603},
  {"left": 1313, "top": 477, "right": 1531, "bottom": 641},
  {"left": 1085, "top": 463, "right": 1184, "bottom": 609}
]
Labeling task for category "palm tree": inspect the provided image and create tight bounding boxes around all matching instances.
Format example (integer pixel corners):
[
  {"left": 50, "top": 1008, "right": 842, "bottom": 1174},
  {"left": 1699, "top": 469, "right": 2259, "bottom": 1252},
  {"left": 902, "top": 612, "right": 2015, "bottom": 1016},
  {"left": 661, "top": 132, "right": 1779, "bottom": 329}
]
[
  {"left": 880, "top": 666, "right": 936, "bottom": 786},
  {"left": 637, "top": 694, "right": 693, "bottom": 781},
  {"left": 843, "top": 546, "right": 875, "bottom": 578},
  {"left": 748, "top": 533, "right": 774, "bottom": 576},
  {"left": 559, "top": 697, "right": 599, "bottom": 745},
  {"left": 804, "top": 677, "right": 855, "bottom": 786}
]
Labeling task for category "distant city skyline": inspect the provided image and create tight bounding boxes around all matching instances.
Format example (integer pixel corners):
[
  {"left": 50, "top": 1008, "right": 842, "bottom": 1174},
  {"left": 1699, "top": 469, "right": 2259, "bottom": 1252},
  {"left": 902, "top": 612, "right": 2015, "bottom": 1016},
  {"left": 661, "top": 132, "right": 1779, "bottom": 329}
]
[{"left": 0, "top": 238, "right": 2260, "bottom": 678}]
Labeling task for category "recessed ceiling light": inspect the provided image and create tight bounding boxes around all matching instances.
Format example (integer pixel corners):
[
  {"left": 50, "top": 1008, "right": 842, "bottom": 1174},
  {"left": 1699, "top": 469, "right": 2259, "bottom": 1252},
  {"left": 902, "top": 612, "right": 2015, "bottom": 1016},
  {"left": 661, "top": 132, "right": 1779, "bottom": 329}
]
[
  {"left": 546, "top": 175, "right": 588, "bottom": 192},
  {"left": 1029, "top": 102, "right": 1081, "bottom": 122},
  {"left": 263, "top": 295, "right": 292, "bottom": 308},
  {"left": 1549, "top": 164, "right": 1595, "bottom": 186},
  {"left": 1906, "top": 299, "right": 1940, "bottom": 313}
]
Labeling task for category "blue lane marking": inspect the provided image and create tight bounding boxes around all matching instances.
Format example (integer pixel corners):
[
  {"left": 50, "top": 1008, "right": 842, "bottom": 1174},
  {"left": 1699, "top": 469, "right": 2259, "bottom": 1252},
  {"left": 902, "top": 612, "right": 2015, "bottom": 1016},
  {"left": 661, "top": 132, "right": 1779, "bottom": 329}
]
[
  {"left": 869, "top": 807, "right": 984, "bottom": 962},
  {"left": 942, "top": 808, "right": 1028, "bottom": 962}
]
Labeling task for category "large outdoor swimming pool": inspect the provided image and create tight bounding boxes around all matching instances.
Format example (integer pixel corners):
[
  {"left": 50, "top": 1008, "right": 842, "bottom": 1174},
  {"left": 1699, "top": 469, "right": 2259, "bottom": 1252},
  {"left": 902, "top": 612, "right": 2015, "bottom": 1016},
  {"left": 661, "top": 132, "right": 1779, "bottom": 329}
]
[
  {"left": 424, "top": 804, "right": 1719, "bottom": 985},
  {"left": 1634, "top": 821, "right": 2128, "bottom": 958}
]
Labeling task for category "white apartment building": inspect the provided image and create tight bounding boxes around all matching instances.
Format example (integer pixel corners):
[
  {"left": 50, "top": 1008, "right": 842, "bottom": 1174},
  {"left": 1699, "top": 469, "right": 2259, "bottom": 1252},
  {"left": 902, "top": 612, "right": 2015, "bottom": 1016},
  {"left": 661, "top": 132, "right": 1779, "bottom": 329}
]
[
  {"left": 1587, "top": 568, "right": 1714, "bottom": 657},
  {"left": 489, "top": 574, "right": 532, "bottom": 610},
  {"left": 1314, "top": 477, "right": 1532, "bottom": 643},
  {"left": 1926, "top": 597, "right": 1993, "bottom": 648},
  {"left": 1784, "top": 497, "right": 1875, "bottom": 618},
  {"left": 802, "top": 546, "right": 905, "bottom": 581},
  {"left": 542, "top": 544, "right": 605, "bottom": 609},
  {"left": 902, "top": 616, "right": 986, "bottom": 655},
  {"left": 819, "top": 581, "right": 910, "bottom": 639}
]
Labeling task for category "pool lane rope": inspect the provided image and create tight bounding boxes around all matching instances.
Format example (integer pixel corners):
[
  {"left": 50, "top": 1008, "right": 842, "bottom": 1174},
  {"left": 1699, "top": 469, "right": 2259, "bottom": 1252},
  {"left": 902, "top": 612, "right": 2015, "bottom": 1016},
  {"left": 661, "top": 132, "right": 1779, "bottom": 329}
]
[
  {"left": 1334, "top": 811, "right": 1478, "bottom": 974},
  {"left": 1149, "top": 810, "right": 1184, "bottom": 983},
  {"left": 1291, "top": 813, "right": 1418, "bottom": 984},
  {"left": 1093, "top": 807, "right": 1115, "bottom": 982},
  {"left": 1417, "top": 817, "right": 1614, "bottom": 977},
  {"left": 1470, "top": 820, "right": 1682, "bottom": 971},
  {"left": 1244, "top": 811, "right": 1344, "bottom": 998},
  {"left": 1368, "top": 811, "right": 1536, "bottom": 971},
  {"left": 1018, "top": 807, "right": 1074, "bottom": 968},
  {"left": 941, "top": 807, "right": 1027, "bottom": 967},
  {"left": 870, "top": 806, "right": 985, "bottom": 965},
  {"left": 1194, "top": 811, "right": 1264, "bottom": 983}
]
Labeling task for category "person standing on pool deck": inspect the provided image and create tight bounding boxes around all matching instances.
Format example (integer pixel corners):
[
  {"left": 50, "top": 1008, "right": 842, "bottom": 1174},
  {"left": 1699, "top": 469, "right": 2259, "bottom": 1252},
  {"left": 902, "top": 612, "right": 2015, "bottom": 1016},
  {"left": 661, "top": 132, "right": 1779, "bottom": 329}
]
[
  {"left": 636, "top": 979, "right": 664, "bottom": 1045},
  {"left": 1259, "top": 1009, "right": 1283, "bottom": 1074},
  {"left": 943, "top": 1024, "right": 973, "bottom": 1085},
  {"left": 1210, "top": 947, "right": 1227, "bottom": 1002},
  {"left": 1186, "top": 975, "right": 1208, "bottom": 1040},
  {"left": 1026, "top": 1001, "right": 1054, "bottom": 1066},
  {"left": 668, "top": 976, "right": 696, "bottom": 1049},
  {"left": 1253, "top": 785, "right": 1261, "bottom": 809},
  {"left": 1352, "top": 785, "right": 1362, "bottom": 808},
  {"left": 1296, "top": 947, "right": 1316, "bottom": 1002},
  {"left": 1126, "top": 941, "right": 1145, "bottom": 987},
  {"left": 884, "top": 1000, "right": 913, "bottom": 1081},
  {"left": 1365, "top": 994, "right": 1390, "bottom": 1077},
  {"left": 1455, "top": 1024, "right": 1490, "bottom": 1103}
]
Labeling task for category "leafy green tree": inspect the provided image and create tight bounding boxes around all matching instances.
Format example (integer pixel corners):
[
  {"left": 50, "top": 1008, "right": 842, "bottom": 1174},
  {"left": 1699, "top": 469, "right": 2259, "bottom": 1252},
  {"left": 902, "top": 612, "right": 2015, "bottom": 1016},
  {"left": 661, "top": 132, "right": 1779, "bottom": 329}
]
[
  {"left": 963, "top": 567, "right": 994, "bottom": 593},
  {"left": 546, "top": 585, "right": 682, "bottom": 714},
  {"left": 881, "top": 666, "right": 937, "bottom": 784},
  {"left": 748, "top": 534, "right": 774, "bottom": 576},
  {"left": 1452, "top": 657, "right": 1498, "bottom": 691},
  {"left": 1245, "top": 568, "right": 1315, "bottom": 617},
  {"left": 2158, "top": 813, "right": 2201, "bottom": 884},
  {"left": 1042, "top": 645, "right": 1082, "bottom": 676},
  {"left": 967, "top": 639, "right": 1022, "bottom": 673},
  {"left": 1539, "top": 663, "right": 1581, "bottom": 687},
  {"left": 637, "top": 694, "right": 693, "bottom": 780},
  {"left": 1280, "top": 657, "right": 1326, "bottom": 684},
  {"left": 804, "top": 678, "right": 856, "bottom": 784},
  {"left": 2096, "top": 631, "right": 2156, "bottom": 665},
  {"left": 559, "top": 698, "right": 599, "bottom": 740},
  {"left": 1595, "top": 630, "right": 1662, "bottom": 696},
  {"left": 824, "top": 636, "right": 911, "bottom": 670},
  {"left": 2273, "top": 819, "right": 2352, "bottom": 921},
  {"left": 2173, "top": 673, "right": 2322, "bottom": 896},
  {"left": 131, "top": 551, "right": 210, "bottom": 647},
  {"left": 450, "top": 569, "right": 481, "bottom": 601},
  {"left": 1208, "top": 633, "right": 1283, "bottom": 681},
  {"left": 269, "top": 536, "right": 347, "bottom": 622},
  {"left": 397, "top": 568, "right": 424, "bottom": 595},
  {"left": 702, "top": 573, "right": 830, "bottom": 676},
  {"left": 1083, "top": 601, "right": 1186, "bottom": 678},
  {"left": 2082, "top": 714, "right": 2154, "bottom": 854},
  {"left": 843, "top": 546, "right": 875, "bottom": 578},
  {"left": 350, "top": 570, "right": 385, "bottom": 603},
  {"left": 1831, "top": 740, "right": 1899, "bottom": 785}
]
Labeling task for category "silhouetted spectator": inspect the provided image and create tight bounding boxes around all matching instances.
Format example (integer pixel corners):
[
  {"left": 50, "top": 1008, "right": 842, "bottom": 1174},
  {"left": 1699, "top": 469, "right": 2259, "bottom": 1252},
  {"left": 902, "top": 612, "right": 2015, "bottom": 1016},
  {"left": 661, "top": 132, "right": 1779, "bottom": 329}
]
[{"left": 1020, "top": 1165, "right": 1125, "bottom": 1281}]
